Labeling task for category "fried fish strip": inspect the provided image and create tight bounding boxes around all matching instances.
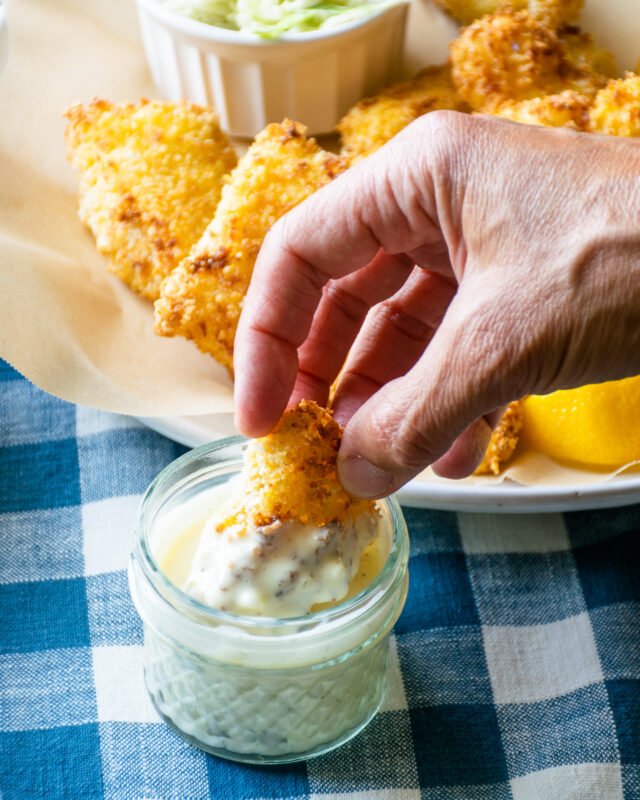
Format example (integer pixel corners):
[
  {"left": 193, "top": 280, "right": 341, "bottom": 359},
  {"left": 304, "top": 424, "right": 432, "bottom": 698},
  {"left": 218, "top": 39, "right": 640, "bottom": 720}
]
[
  {"left": 337, "top": 65, "right": 470, "bottom": 161},
  {"left": 475, "top": 401, "right": 524, "bottom": 476},
  {"left": 227, "top": 400, "right": 375, "bottom": 529},
  {"left": 154, "top": 120, "right": 347, "bottom": 373},
  {"left": 590, "top": 74, "right": 640, "bottom": 137},
  {"left": 64, "top": 99, "right": 236, "bottom": 301},
  {"left": 450, "top": 10, "right": 611, "bottom": 113}
]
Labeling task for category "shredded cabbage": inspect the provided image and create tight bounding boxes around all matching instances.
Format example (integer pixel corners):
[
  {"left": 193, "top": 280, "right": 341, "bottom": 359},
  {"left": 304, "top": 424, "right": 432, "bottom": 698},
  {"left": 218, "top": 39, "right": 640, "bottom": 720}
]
[{"left": 162, "top": 0, "right": 397, "bottom": 37}]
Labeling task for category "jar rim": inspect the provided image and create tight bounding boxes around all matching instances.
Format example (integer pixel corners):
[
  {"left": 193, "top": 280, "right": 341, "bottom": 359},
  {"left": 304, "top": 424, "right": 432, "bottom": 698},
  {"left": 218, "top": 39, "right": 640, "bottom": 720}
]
[{"left": 134, "top": 435, "right": 409, "bottom": 632}]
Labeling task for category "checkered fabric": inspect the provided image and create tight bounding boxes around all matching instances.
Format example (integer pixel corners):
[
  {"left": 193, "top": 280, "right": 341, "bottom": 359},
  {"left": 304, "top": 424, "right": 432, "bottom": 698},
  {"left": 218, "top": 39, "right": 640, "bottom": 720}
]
[{"left": 1, "top": 358, "right": 639, "bottom": 800}]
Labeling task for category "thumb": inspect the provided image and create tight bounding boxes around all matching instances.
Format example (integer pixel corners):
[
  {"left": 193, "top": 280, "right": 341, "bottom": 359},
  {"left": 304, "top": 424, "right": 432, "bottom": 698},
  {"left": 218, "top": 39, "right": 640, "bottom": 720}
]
[{"left": 337, "top": 284, "right": 522, "bottom": 497}]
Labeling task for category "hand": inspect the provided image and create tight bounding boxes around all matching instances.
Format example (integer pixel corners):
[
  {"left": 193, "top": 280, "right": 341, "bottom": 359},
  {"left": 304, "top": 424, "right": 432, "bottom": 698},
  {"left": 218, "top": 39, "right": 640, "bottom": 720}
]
[{"left": 234, "top": 112, "right": 640, "bottom": 498}]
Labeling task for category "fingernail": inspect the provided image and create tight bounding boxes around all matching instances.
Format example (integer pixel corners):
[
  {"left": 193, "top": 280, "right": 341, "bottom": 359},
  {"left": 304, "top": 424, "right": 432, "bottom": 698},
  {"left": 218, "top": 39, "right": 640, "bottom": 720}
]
[{"left": 338, "top": 455, "right": 394, "bottom": 499}]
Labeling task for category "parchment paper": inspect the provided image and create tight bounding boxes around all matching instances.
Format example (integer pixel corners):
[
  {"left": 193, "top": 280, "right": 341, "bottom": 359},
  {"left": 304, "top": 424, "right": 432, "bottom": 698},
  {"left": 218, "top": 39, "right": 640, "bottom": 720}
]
[{"left": 0, "top": 0, "right": 638, "bottom": 486}]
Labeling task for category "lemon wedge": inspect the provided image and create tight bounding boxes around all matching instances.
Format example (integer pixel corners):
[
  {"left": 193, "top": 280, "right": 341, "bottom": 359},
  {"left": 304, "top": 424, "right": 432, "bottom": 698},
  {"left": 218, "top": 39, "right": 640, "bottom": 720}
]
[{"left": 521, "top": 377, "right": 640, "bottom": 469}]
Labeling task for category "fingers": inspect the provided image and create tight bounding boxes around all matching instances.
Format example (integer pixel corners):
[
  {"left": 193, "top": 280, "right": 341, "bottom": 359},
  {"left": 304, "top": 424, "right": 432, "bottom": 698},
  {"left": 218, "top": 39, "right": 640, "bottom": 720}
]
[
  {"left": 289, "top": 251, "right": 415, "bottom": 410},
  {"left": 234, "top": 115, "right": 452, "bottom": 437},
  {"left": 331, "top": 268, "right": 456, "bottom": 425},
  {"left": 337, "top": 283, "right": 520, "bottom": 497}
]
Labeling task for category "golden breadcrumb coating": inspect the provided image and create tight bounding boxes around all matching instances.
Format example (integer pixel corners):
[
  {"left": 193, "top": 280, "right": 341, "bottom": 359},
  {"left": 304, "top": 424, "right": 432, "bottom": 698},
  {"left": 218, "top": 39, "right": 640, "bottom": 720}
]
[
  {"left": 221, "top": 401, "right": 375, "bottom": 530},
  {"left": 338, "top": 65, "right": 470, "bottom": 161},
  {"left": 64, "top": 99, "right": 236, "bottom": 302},
  {"left": 154, "top": 120, "right": 347, "bottom": 373},
  {"left": 435, "top": 0, "right": 583, "bottom": 26},
  {"left": 590, "top": 74, "right": 640, "bottom": 137},
  {"left": 493, "top": 89, "right": 592, "bottom": 129},
  {"left": 475, "top": 401, "right": 524, "bottom": 476},
  {"left": 450, "top": 10, "right": 606, "bottom": 112}
]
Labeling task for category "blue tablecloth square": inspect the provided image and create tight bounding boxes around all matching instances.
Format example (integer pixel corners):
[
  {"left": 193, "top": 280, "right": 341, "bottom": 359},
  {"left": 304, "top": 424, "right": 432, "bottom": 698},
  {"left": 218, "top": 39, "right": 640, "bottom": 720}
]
[
  {"left": 0, "top": 361, "right": 24, "bottom": 383},
  {"left": 395, "top": 552, "right": 479, "bottom": 634},
  {"left": 409, "top": 702, "right": 509, "bottom": 787},
  {"left": 0, "top": 724, "right": 103, "bottom": 800},
  {"left": 0, "top": 578, "right": 90, "bottom": 654},
  {"left": 403, "top": 507, "right": 462, "bottom": 555},
  {"left": 206, "top": 755, "right": 309, "bottom": 798},
  {"left": 397, "top": 627, "right": 493, "bottom": 707},
  {"left": 466, "top": 551, "right": 586, "bottom": 626},
  {"left": 573, "top": 530, "right": 640, "bottom": 609},
  {"left": 0, "top": 439, "right": 81, "bottom": 513},
  {"left": 497, "top": 683, "right": 618, "bottom": 777},
  {"left": 86, "top": 572, "right": 143, "bottom": 647},
  {"left": 606, "top": 679, "right": 640, "bottom": 764},
  {"left": 0, "top": 507, "right": 84, "bottom": 584},
  {"left": 565, "top": 505, "right": 640, "bottom": 548},
  {"left": 591, "top": 602, "right": 640, "bottom": 680},
  {"left": 622, "top": 763, "right": 640, "bottom": 800}
]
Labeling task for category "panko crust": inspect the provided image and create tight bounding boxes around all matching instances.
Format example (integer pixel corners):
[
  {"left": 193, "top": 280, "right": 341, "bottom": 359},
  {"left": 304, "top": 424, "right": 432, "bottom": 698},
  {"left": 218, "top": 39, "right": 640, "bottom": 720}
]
[
  {"left": 493, "top": 89, "right": 592, "bottom": 129},
  {"left": 154, "top": 119, "right": 347, "bottom": 373},
  {"left": 450, "top": 10, "right": 608, "bottom": 113},
  {"left": 338, "top": 65, "right": 470, "bottom": 161},
  {"left": 475, "top": 401, "right": 524, "bottom": 476},
  {"left": 590, "top": 74, "right": 640, "bottom": 137},
  {"left": 64, "top": 99, "right": 236, "bottom": 301},
  {"left": 225, "top": 400, "right": 375, "bottom": 529}
]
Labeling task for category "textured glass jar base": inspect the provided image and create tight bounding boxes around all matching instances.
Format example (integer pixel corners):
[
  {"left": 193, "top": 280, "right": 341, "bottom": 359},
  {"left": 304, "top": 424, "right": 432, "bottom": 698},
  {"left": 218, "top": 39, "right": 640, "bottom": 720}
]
[{"left": 143, "top": 626, "right": 390, "bottom": 764}]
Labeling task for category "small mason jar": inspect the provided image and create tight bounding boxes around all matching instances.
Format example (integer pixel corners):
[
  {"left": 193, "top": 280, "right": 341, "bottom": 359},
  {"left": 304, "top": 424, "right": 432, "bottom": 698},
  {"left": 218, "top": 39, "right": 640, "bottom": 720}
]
[{"left": 129, "top": 437, "right": 409, "bottom": 764}]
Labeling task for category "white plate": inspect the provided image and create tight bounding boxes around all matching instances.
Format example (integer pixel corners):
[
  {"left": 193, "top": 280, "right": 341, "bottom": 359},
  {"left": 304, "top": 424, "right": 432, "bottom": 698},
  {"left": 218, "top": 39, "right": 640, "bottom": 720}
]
[{"left": 139, "top": 414, "right": 640, "bottom": 513}]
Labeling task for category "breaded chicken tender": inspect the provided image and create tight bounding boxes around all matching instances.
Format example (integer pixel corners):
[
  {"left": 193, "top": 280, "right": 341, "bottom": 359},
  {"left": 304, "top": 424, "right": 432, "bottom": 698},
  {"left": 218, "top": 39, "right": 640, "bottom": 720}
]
[
  {"left": 590, "top": 74, "right": 640, "bottom": 137},
  {"left": 338, "top": 65, "right": 470, "bottom": 161},
  {"left": 475, "top": 401, "right": 524, "bottom": 476},
  {"left": 559, "top": 26, "right": 617, "bottom": 87},
  {"left": 224, "top": 400, "right": 374, "bottom": 529},
  {"left": 450, "top": 10, "right": 607, "bottom": 112},
  {"left": 435, "top": 0, "right": 582, "bottom": 27},
  {"left": 65, "top": 99, "right": 236, "bottom": 301},
  {"left": 154, "top": 120, "right": 347, "bottom": 373},
  {"left": 493, "top": 89, "right": 592, "bottom": 129}
]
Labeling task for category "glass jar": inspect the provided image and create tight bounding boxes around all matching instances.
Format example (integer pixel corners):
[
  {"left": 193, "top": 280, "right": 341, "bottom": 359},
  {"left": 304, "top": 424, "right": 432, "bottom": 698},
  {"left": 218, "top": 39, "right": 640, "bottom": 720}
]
[{"left": 129, "top": 437, "right": 409, "bottom": 764}]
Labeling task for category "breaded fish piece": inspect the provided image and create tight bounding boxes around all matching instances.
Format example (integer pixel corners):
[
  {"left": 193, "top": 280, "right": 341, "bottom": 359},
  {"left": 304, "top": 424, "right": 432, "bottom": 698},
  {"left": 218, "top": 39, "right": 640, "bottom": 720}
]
[
  {"left": 337, "top": 65, "right": 470, "bottom": 161},
  {"left": 475, "top": 401, "right": 524, "bottom": 476},
  {"left": 493, "top": 89, "right": 592, "bottom": 130},
  {"left": 590, "top": 74, "right": 640, "bottom": 137},
  {"left": 435, "top": 0, "right": 583, "bottom": 27},
  {"left": 237, "top": 400, "right": 375, "bottom": 528},
  {"left": 65, "top": 99, "right": 236, "bottom": 301},
  {"left": 154, "top": 120, "right": 347, "bottom": 373},
  {"left": 450, "top": 9, "right": 607, "bottom": 112}
]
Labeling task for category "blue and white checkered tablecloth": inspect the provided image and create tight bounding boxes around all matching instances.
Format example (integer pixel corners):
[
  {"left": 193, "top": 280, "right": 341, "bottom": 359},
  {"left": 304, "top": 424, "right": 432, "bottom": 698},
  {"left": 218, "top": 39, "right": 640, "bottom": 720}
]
[{"left": 1, "top": 357, "right": 639, "bottom": 800}]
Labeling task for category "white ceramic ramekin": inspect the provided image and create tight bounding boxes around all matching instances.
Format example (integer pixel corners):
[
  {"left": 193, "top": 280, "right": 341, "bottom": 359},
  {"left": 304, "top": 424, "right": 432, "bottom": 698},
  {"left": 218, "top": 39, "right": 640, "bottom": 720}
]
[{"left": 134, "top": 0, "right": 408, "bottom": 137}]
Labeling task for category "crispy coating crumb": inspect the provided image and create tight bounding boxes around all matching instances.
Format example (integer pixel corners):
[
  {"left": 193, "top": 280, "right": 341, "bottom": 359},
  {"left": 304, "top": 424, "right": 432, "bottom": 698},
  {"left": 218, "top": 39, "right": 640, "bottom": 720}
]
[
  {"left": 154, "top": 120, "right": 347, "bottom": 373},
  {"left": 64, "top": 99, "right": 236, "bottom": 301},
  {"left": 224, "top": 401, "right": 375, "bottom": 529},
  {"left": 450, "top": 10, "right": 607, "bottom": 112},
  {"left": 493, "top": 89, "right": 592, "bottom": 129},
  {"left": 590, "top": 74, "right": 640, "bottom": 137},
  {"left": 338, "top": 65, "right": 470, "bottom": 161},
  {"left": 435, "top": 0, "right": 582, "bottom": 27},
  {"left": 475, "top": 401, "right": 524, "bottom": 476}
]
